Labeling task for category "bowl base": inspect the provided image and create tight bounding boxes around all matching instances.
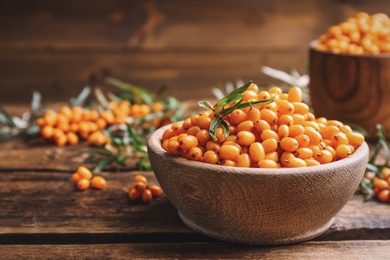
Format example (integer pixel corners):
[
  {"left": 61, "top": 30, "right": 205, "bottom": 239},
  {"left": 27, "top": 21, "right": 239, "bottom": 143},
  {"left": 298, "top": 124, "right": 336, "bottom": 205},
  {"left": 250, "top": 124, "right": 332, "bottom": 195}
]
[{"left": 178, "top": 211, "right": 333, "bottom": 245}]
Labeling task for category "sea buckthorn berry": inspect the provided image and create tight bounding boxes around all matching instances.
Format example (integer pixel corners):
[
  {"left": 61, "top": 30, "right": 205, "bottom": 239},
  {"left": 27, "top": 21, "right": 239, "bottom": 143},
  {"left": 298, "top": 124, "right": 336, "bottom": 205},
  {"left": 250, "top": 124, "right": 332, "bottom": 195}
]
[
  {"left": 288, "top": 87, "right": 303, "bottom": 103},
  {"left": 294, "top": 147, "right": 313, "bottom": 160},
  {"left": 142, "top": 189, "right": 153, "bottom": 203},
  {"left": 285, "top": 158, "right": 306, "bottom": 168},
  {"left": 262, "top": 138, "right": 278, "bottom": 153},
  {"left": 236, "top": 153, "right": 251, "bottom": 168},
  {"left": 374, "top": 178, "right": 389, "bottom": 190},
  {"left": 258, "top": 159, "right": 278, "bottom": 168},
  {"left": 280, "top": 137, "right": 299, "bottom": 152},
  {"left": 261, "top": 129, "right": 280, "bottom": 141},
  {"left": 330, "top": 132, "right": 349, "bottom": 147},
  {"left": 77, "top": 179, "right": 90, "bottom": 191},
  {"left": 246, "top": 107, "right": 261, "bottom": 122},
  {"left": 258, "top": 90, "right": 271, "bottom": 100},
  {"left": 237, "top": 131, "right": 256, "bottom": 146},
  {"left": 277, "top": 124, "right": 289, "bottom": 139},
  {"left": 187, "top": 126, "right": 201, "bottom": 136},
  {"left": 71, "top": 173, "right": 81, "bottom": 184},
  {"left": 377, "top": 189, "right": 390, "bottom": 202},
  {"left": 41, "top": 125, "right": 54, "bottom": 139},
  {"left": 278, "top": 100, "right": 295, "bottom": 115},
  {"left": 295, "top": 134, "right": 310, "bottom": 147},
  {"left": 254, "top": 119, "right": 271, "bottom": 133},
  {"left": 134, "top": 181, "right": 147, "bottom": 193},
  {"left": 289, "top": 124, "right": 305, "bottom": 137},
  {"left": 129, "top": 188, "right": 141, "bottom": 201},
  {"left": 264, "top": 151, "right": 279, "bottom": 162},
  {"left": 278, "top": 114, "right": 294, "bottom": 126},
  {"left": 305, "top": 127, "right": 322, "bottom": 145},
  {"left": 222, "top": 160, "right": 236, "bottom": 167},
  {"left": 320, "top": 125, "right": 340, "bottom": 140},
  {"left": 261, "top": 109, "right": 278, "bottom": 125},
  {"left": 203, "top": 150, "right": 220, "bottom": 164},
  {"left": 167, "top": 140, "right": 181, "bottom": 155},
  {"left": 179, "top": 135, "right": 199, "bottom": 151},
  {"left": 205, "top": 141, "right": 220, "bottom": 152},
  {"left": 347, "top": 132, "right": 365, "bottom": 146},
  {"left": 215, "top": 127, "right": 227, "bottom": 143},
  {"left": 91, "top": 176, "right": 107, "bottom": 189},
  {"left": 149, "top": 185, "right": 163, "bottom": 197},
  {"left": 268, "top": 86, "right": 282, "bottom": 96},
  {"left": 336, "top": 144, "right": 353, "bottom": 159},
  {"left": 67, "top": 132, "right": 79, "bottom": 146},
  {"left": 195, "top": 129, "right": 211, "bottom": 146},
  {"left": 219, "top": 145, "right": 240, "bottom": 161},
  {"left": 291, "top": 114, "right": 305, "bottom": 125},
  {"left": 313, "top": 150, "right": 333, "bottom": 164},
  {"left": 382, "top": 167, "right": 390, "bottom": 179},
  {"left": 236, "top": 120, "right": 254, "bottom": 133},
  {"left": 188, "top": 147, "right": 203, "bottom": 161},
  {"left": 249, "top": 142, "right": 265, "bottom": 162},
  {"left": 229, "top": 109, "right": 247, "bottom": 126},
  {"left": 304, "top": 159, "right": 321, "bottom": 167},
  {"left": 77, "top": 166, "right": 93, "bottom": 180},
  {"left": 134, "top": 175, "right": 148, "bottom": 184},
  {"left": 292, "top": 102, "right": 309, "bottom": 115}
]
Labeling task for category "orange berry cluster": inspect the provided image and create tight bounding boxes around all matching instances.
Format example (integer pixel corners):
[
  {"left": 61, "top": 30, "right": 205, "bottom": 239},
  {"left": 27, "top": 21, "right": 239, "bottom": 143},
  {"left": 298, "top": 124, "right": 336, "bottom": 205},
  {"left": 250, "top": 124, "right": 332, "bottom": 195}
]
[
  {"left": 71, "top": 166, "right": 107, "bottom": 191},
  {"left": 128, "top": 175, "right": 163, "bottom": 203},
  {"left": 316, "top": 12, "right": 390, "bottom": 54},
  {"left": 374, "top": 167, "right": 390, "bottom": 202},
  {"left": 36, "top": 100, "right": 165, "bottom": 146},
  {"left": 161, "top": 84, "right": 365, "bottom": 168}
]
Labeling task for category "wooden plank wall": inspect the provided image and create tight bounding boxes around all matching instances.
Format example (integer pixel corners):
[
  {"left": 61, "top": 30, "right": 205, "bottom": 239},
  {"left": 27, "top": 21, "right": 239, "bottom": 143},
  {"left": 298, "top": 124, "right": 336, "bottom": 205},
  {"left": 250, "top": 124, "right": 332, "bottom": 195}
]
[{"left": 1, "top": 0, "right": 390, "bottom": 104}]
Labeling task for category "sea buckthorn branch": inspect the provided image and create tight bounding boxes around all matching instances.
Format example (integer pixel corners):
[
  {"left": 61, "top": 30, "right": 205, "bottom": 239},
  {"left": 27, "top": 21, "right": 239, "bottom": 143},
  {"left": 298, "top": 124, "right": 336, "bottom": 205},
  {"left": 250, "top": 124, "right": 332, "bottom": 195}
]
[
  {"left": 359, "top": 124, "right": 390, "bottom": 201},
  {"left": 0, "top": 91, "right": 43, "bottom": 140},
  {"left": 199, "top": 80, "right": 274, "bottom": 141}
]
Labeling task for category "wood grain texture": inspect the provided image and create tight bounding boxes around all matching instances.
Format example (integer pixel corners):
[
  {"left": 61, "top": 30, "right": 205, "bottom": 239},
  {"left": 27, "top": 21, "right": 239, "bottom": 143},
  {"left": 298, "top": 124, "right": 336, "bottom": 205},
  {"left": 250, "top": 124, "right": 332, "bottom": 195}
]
[
  {"left": 1, "top": 241, "right": 390, "bottom": 259},
  {"left": 148, "top": 125, "right": 369, "bottom": 245},
  {"left": 2, "top": 0, "right": 390, "bottom": 104},
  {"left": 309, "top": 45, "right": 390, "bottom": 138},
  {"left": 0, "top": 169, "right": 389, "bottom": 244}
]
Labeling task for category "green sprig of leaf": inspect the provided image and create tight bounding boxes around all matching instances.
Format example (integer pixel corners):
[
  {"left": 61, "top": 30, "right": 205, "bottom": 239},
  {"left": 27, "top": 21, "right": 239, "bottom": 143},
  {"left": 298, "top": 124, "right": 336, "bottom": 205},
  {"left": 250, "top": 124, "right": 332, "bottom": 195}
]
[{"left": 198, "top": 80, "right": 274, "bottom": 141}]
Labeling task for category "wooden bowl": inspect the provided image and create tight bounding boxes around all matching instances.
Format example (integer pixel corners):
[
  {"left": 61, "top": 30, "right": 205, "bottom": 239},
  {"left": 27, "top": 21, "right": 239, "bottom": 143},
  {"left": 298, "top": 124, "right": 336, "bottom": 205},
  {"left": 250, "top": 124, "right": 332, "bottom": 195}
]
[
  {"left": 309, "top": 40, "right": 390, "bottom": 139},
  {"left": 147, "top": 124, "right": 369, "bottom": 245}
]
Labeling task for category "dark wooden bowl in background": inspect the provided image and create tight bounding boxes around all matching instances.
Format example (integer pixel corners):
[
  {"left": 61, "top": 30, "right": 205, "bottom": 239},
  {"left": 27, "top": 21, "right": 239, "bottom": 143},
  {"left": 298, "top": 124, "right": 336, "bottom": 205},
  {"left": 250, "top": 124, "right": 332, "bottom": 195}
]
[{"left": 309, "top": 40, "right": 390, "bottom": 139}]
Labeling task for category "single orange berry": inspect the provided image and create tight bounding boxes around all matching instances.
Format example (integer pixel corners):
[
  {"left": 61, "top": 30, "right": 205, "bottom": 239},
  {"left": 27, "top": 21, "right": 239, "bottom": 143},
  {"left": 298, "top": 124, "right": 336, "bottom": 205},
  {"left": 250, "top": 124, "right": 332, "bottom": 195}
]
[
  {"left": 77, "top": 179, "right": 90, "bottom": 191},
  {"left": 142, "top": 189, "right": 153, "bottom": 203},
  {"left": 129, "top": 188, "right": 141, "bottom": 201},
  {"left": 77, "top": 166, "right": 93, "bottom": 180},
  {"left": 134, "top": 175, "right": 148, "bottom": 184},
  {"left": 91, "top": 176, "right": 107, "bottom": 189},
  {"left": 71, "top": 173, "right": 81, "bottom": 184},
  {"left": 149, "top": 185, "right": 163, "bottom": 197}
]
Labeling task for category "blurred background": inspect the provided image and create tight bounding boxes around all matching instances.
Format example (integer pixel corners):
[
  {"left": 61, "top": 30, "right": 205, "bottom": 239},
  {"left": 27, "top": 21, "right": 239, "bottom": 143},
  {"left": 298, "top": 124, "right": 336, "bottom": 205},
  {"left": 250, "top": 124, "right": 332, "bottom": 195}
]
[{"left": 1, "top": 0, "right": 390, "bottom": 104}]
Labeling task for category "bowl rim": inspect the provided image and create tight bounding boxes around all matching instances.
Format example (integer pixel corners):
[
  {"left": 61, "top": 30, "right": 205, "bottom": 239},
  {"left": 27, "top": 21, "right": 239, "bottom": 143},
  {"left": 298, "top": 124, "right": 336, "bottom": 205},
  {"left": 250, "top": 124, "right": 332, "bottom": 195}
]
[
  {"left": 148, "top": 123, "right": 369, "bottom": 176},
  {"left": 309, "top": 39, "right": 390, "bottom": 58}
]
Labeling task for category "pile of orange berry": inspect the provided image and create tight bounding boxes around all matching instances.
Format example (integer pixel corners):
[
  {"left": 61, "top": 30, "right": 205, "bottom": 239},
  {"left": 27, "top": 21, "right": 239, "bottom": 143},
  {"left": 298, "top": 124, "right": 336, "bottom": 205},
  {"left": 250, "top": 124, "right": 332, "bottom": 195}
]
[
  {"left": 316, "top": 12, "right": 390, "bottom": 54},
  {"left": 373, "top": 167, "right": 390, "bottom": 202},
  {"left": 36, "top": 100, "right": 165, "bottom": 146},
  {"left": 128, "top": 175, "right": 163, "bottom": 203},
  {"left": 161, "top": 84, "right": 365, "bottom": 168},
  {"left": 71, "top": 166, "right": 107, "bottom": 191}
]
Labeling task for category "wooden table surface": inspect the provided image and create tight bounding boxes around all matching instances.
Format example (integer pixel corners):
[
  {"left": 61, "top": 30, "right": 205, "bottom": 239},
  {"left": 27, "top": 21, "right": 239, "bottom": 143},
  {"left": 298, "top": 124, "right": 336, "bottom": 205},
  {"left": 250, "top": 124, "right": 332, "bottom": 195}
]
[{"left": 1, "top": 130, "right": 390, "bottom": 259}]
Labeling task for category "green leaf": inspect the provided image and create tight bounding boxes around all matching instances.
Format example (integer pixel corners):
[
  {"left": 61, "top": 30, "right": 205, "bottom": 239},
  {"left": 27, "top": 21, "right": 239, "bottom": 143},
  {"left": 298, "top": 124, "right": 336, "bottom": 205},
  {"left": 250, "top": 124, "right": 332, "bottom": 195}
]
[
  {"left": 220, "top": 119, "right": 230, "bottom": 138},
  {"left": 366, "top": 163, "right": 379, "bottom": 174},
  {"left": 69, "top": 87, "right": 91, "bottom": 107},
  {"left": 30, "top": 91, "right": 41, "bottom": 113},
  {"left": 0, "top": 108, "right": 16, "bottom": 127},
  {"left": 224, "top": 80, "right": 253, "bottom": 104},
  {"left": 93, "top": 157, "right": 114, "bottom": 173},
  {"left": 236, "top": 98, "right": 275, "bottom": 110},
  {"left": 221, "top": 98, "right": 244, "bottom": 116},
  {"left": 209, "top": 116, "right": 222, "bottom": 141},
  {"left": 198, "top": 101, "right": 213, "bottom": 111}
]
